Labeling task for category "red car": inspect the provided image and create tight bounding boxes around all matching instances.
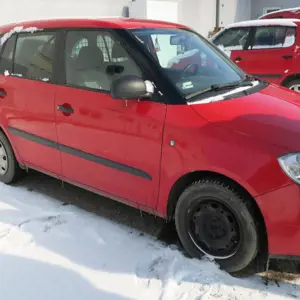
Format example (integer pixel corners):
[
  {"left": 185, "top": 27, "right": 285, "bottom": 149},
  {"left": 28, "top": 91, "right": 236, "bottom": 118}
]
[
  {"left": 212, "top": 19, "right": 300, "bottom": 92},
  {"left": 0, "top": 18, "right": 300, "bottom": 277},
  {"left": 260, "top": 7, "right": 300, "bottom": 20}
]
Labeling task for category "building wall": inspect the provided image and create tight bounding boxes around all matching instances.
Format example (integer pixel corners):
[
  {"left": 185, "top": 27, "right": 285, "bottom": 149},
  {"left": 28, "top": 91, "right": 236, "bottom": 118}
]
[
  {"left": 0, "top": 0, "right": 133, "bottom": 25},
  {"left": 0, "top": 0, "right": 242, "bottom": 37},
  {"left": 219, "top": 0, "right": 250, "bottom": 26},
  {"left": 251, "top": 0, "right": 300, "bottom": 19}
]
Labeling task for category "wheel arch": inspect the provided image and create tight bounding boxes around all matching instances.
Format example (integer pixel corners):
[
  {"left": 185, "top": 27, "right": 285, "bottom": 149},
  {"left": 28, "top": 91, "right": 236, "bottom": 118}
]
[
  {"left": 166, "top": 170, "right": 268, "bottom": 272},
  {"left": 0, "top": 125, "right": 24, "bottom": 166},
  {"left": 281, "top": 73, "right": 300, "bottom": 87}
]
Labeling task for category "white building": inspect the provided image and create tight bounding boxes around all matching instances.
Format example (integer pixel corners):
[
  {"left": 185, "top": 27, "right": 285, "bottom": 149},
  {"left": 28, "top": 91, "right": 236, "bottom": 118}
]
[{"left": 0, "top": 0, "right": 299, "bottom": 37}]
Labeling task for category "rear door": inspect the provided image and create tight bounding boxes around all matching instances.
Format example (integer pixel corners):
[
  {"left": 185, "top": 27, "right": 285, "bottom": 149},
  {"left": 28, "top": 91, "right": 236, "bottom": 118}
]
[
  {"left": 233, "top": 26, "right": 297, "bottom": 84},
  {"left": 0, "top": 31, "right": 61, "bottom": 176}
]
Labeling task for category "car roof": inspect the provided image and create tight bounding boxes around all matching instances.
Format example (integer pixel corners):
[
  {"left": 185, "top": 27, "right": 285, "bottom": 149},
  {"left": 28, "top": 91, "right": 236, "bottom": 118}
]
[
  {"left": 226, "top": 18, "right": 300, "bottom": 28},
  {"left": 0, "top": 17, "right": 187, "bottom": 34},
  {"left": 260, "top": 7, "right": 300, "bottom": 19}
]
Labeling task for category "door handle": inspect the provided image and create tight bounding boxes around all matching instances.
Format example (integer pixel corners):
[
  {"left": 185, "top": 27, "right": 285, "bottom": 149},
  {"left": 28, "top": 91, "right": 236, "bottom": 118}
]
[
  {"left": 282, "top": 55, "right": 293, "bottom": 60},
  {"left": 0, "top": 89, "right": 7, "bottom": 98},
  {"left": 57, "top": 104, "right": 74, "bottom": 114},
  {"left": 234, "top": 57, "right": 242, "bottom": 63}
]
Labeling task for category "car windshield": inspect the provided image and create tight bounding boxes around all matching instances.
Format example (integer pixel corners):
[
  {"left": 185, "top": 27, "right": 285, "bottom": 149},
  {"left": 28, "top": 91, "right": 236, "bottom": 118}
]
[{"left": 130, "top": 28, "right": 246, "bottom": 100}]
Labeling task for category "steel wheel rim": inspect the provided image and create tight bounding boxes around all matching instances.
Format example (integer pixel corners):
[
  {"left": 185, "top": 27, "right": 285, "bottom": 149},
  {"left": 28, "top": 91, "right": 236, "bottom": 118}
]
[
  {"left": 188, "top": 199, "right": 241, "bottom": 259},
  {"left": 0, "top": 141, "right": 8, "bottom": 175},
  {"left": 290, "top": 84, "right": 300, "bottom": 93}
]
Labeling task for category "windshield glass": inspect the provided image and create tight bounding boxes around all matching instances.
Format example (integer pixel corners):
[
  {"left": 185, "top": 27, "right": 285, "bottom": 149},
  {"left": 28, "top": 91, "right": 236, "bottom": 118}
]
[{"left": 130, "top": 28, "right": 246, "bottom": 99}]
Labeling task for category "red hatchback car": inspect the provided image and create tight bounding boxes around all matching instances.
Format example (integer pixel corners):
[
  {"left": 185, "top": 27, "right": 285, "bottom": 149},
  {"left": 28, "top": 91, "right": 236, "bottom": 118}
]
[
  {"left": 0, "top": 18, "right": 300, "bottom": 277},
  {"left": 212, "top": 19, "right": 300, "bottom": 92}
]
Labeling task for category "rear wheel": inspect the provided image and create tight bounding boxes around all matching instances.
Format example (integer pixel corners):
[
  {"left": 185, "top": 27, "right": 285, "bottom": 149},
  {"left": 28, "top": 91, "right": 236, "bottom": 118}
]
[
  {"left": 175, "top": 179, "right": 260, "bottom": 276},
  {"left": 0, "top": 131, "right": 23, "bottom": 184},
  {"left": 283, "top": 79, "right": 300, "bottom": 93}
]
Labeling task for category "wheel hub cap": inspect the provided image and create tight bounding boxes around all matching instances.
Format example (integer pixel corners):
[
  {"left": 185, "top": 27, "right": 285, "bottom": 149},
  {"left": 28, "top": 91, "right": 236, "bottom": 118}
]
[
  {"left": 290, "top": 84, "right": 300, "bottom": 93},
  {"left": 188, "top": 200, "right": 240, "bottom": 259},
  {"left": 0, "top": 141, "right": 8, "bottom": 175}
]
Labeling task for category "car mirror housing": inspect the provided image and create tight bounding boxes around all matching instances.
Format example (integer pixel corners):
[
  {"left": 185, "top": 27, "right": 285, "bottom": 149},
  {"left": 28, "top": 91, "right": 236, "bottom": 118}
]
[{"left": 111, "top": 75, "right": 152, "bottom": 100}]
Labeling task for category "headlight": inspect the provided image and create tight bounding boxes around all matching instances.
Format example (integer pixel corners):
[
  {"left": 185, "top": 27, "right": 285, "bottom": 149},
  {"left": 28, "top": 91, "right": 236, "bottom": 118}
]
[{"left": 278, "top": 153, "right": 300, "bottom": 184}]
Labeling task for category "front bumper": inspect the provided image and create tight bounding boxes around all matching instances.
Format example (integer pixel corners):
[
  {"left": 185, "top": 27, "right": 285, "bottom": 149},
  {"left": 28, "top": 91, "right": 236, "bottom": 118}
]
[{"left": 256, "top": 183, "right": 300, "bottom": 256}]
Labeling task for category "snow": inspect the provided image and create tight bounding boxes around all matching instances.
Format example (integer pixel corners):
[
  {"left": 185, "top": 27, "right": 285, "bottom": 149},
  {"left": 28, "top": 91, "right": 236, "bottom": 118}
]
[
  {"left": 227, "top": 19, "right": 299, "bottom": 29},
  {"left": 0, "top": 176, "right": 299, "bottom": 300},
  {"left": 0, "top": 26, "right": 40, "bottom": 45},
  {"left": 144, "top": 80, "right": 154, "bottom": 94},
  {"left": 188, "top": 81, "right": 260, "bottom": 105},
  {"left": 4, "top": 70, "right": 10, "bottom": 76}
]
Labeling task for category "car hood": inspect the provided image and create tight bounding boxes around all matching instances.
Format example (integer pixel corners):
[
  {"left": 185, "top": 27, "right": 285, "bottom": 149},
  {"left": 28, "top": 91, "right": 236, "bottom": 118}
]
[{"left": 191, "top": 84, "right": 300, "bottom": 150}]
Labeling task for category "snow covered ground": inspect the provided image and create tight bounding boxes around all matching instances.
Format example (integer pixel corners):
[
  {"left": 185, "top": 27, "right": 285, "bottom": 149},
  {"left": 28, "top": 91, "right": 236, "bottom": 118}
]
[{"left": 0, "top": 172, "right": 299, "bottom": 300}]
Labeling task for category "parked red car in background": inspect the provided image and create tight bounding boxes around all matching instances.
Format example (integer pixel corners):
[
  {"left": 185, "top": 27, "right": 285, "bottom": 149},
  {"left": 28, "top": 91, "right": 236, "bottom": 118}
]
[
  {"left": 212, "top": 19, "right": 300, "bottom": 92},
  {"left": 2, "top": 18, "right": 300, "bottom": 277},
  {"left": 260, "top": 7, "right": 300, "bottom": 20}
]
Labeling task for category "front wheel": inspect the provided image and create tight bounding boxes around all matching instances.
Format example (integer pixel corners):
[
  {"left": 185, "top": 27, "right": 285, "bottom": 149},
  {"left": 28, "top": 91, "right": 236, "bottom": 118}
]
[
  {"left": 283, "top": 79, "right": 300, "bottom": 93},
  {"left": 175, "top": 180, "right": 259, "bottom": 276}
]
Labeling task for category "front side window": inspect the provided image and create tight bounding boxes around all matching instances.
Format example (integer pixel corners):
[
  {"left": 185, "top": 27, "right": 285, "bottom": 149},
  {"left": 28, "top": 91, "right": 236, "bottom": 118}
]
[
  {"left": 65, "top": 30, "right": 142, "bottom": 91},
  {"left": 14, "top": 32, "right": 56, "bottom": 81},
  {"left": 131, "top": 28, "right": 245, "bottom": 99},
  {"left": 251, "top": 26, "right": 296, "bottom": 49},
  {"left": 213, "top": 27, "right": 250, "bottom": 51}
]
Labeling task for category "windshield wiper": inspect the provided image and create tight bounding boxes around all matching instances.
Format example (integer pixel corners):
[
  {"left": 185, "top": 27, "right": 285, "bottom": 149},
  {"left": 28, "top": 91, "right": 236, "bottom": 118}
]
[
  {"left": 186, "top": 81, "right": 239, "bottom": 100},
  {"left": 186, "top": 77, "right": 256, "bottom": 101}
]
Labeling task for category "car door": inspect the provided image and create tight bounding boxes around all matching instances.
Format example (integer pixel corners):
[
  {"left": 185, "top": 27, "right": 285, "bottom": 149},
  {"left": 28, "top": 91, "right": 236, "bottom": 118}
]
[
  {"left": 0, "top": 30, "right": 61, "bottom": 176},
  {"left": 233, "top": 26, "right": 297, "bottom": 84},
  {"left": 213, "top": 26, "right": 251, "bottom": 70},
  {"left": 54, "top": 29, "right": 166, "bottom": 208}
]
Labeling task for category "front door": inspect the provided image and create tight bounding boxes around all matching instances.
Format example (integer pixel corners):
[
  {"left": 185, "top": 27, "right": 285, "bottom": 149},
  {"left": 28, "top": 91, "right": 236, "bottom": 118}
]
[{"left": 55, "top": 30, "right": 166, "bottom": 208}]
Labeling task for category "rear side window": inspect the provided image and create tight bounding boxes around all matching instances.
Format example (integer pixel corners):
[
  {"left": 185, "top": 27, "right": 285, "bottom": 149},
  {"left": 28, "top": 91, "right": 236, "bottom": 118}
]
[
  {"left": 0, "top": 35, "right": 16, "bottom": 74},
  {"left": 213, "top": 28, "right": 250, "bottom": 50},
  {"left": 14, "top": 32, "right": 56, "bottom": 81},
  {"left": 251, "top": 26, "right": 296, "bottom": 49}
]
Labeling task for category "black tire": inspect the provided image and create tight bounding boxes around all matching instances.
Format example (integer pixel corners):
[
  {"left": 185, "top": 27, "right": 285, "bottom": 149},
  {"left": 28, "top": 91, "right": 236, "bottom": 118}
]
[
  {"left": 175, "top": 179, "right": 259, "bottom": 276},
  {"left": 283, "top": 79, "right": 300, "bottom": 93},
  {"left": 0, "top": 131, "right": 23, "bottom": 184}
]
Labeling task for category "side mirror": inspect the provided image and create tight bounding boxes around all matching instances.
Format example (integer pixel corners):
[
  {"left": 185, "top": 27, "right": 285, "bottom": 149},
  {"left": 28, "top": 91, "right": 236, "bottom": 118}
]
[
  {"left": 111, "top": 75, "right": 153, "bottom": 100},
  {"left": 170, "top": 35, "right": 182, "bottom": 45}
]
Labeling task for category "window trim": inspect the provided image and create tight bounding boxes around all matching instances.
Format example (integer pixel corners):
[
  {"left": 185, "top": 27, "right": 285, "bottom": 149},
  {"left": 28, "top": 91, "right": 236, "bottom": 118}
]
[
  {"left": 0, "top": 34, "right": 4, "bottom": 53},
  {"left": 248, "top": 26, "right": 297, "bottom": 51},
  {"left": 0, "top": 34, "right": 17, "bottom": 74}
]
